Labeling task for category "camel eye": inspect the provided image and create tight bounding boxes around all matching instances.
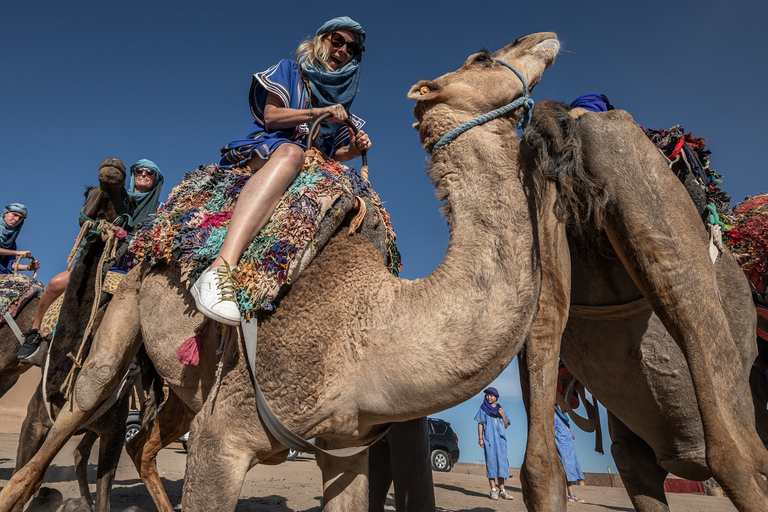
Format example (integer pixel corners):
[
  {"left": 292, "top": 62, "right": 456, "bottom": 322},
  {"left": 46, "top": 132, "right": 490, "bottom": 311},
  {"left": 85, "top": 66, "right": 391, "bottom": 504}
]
[{"left": 472, "top": 53, "right": 493, "bottom": 67}]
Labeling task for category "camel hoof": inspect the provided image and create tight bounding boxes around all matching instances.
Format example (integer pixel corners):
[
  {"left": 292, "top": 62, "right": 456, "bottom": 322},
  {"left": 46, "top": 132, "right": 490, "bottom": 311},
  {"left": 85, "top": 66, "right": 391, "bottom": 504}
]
[{"left": 25, "top": 487, "right": 63, "bottom": 512}]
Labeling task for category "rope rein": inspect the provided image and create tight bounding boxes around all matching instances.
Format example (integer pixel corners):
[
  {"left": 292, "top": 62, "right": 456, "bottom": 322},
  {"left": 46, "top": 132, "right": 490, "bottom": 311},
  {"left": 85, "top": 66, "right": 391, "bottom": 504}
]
[
  {"left": 61, "top": 219, "right": 124, "bottom": 399},
  {"left": 431, "top": 59, "right": 534, "bottom": 156}
]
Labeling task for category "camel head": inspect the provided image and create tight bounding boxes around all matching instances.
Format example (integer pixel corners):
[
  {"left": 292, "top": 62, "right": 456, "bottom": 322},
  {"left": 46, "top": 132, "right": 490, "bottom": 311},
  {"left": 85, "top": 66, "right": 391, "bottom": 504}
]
[
  {"left": 408, "top": 32, "right": 559, "bottom": 152},
  {"left": 97, "top": 158, "right": 126, "bottom": 191}
]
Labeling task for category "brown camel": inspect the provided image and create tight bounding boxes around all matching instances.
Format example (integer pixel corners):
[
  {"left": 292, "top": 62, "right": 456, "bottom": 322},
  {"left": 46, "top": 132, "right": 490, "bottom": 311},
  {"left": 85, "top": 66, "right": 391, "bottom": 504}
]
[
  {"left": 14, "top": 158, "right": 140, "bottom": 512},
  {"left": 0, "top": 32, "right": 561, "bottom": 512},
  {"left": 518, "top": 100, "right": 768, "bottom": 512},
  {"left": 0, "top": 294, "right": 38, "bottom": 398}
]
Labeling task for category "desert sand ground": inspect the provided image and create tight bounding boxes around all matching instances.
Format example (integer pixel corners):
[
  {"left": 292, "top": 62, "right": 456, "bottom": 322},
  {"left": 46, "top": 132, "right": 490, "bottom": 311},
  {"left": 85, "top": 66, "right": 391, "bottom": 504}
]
[{"left": 0, "top": 370, "right": 737, "bottom": 512}]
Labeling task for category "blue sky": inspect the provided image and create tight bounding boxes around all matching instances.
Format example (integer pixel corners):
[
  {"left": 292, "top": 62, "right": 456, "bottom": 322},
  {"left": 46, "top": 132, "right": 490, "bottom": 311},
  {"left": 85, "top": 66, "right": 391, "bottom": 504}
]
[{"left": 2, "top": 1, "right": 767, "bottom": 474}]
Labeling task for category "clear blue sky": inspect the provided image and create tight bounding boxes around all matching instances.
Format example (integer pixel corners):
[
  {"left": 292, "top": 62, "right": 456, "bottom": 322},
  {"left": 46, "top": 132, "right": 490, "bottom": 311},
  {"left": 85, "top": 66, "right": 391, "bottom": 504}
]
[{"left": 2, "top": 1, "right": 767, "bottom": 474}]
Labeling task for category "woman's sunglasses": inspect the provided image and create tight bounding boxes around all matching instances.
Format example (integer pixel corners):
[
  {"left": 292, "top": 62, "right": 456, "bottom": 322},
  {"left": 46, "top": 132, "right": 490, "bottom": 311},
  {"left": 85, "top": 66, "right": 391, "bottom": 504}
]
[
  {"left": 134, "top": 168, "right": 156, "bottom": 177},
  {"left": 328, "top": 32, "right": 363, "bottom": 57}
]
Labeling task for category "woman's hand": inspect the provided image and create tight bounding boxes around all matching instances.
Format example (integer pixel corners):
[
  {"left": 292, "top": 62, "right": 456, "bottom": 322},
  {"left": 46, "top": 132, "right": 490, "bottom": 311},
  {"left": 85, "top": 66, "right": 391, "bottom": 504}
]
[
  {"left": 315, "top": 104, "right": 349, "bottom": 124},
  {"left": 26, "top": 259, "right": 41, "bottom": 271},
  {"left": 478, "top": 437, "right": 485, "bottom": 448},
  {"left": 334, "top": 129, "right": 372, "bottom": 162},
  {"left": 15, "top": 250, "right": 32, "bottom": 258}
]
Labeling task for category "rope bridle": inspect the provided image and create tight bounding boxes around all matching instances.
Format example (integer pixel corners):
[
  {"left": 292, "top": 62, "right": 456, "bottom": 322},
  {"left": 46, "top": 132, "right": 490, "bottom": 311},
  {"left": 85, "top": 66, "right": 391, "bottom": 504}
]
[{"left": 431, "top": 58, "right": 534, "bottom": 156}]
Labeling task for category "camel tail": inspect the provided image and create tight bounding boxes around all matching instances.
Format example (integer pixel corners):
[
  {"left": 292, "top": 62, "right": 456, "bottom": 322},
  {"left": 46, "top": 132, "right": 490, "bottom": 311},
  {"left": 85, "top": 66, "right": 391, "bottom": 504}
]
[{"left": 521, "top": 100, "right": 608, "bottom": 233}]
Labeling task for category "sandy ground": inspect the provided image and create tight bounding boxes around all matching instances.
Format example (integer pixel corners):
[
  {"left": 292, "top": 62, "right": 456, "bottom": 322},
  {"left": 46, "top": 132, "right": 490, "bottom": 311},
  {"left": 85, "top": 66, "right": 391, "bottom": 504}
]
[{"left": 0, "top": 370, "right": 737, "bottom": 512}]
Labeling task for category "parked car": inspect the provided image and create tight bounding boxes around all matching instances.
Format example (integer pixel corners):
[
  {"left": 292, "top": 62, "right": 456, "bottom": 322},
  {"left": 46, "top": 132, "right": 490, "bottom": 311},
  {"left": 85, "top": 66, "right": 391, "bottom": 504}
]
[
  {"left": 124, "top": 410, "right": 189, "bottom": 451},
  {"left": 125, "top": 410, "right": 141, "bottom": 444},
  {"left": 428, "top": 417, "right": 460, "bottom": 472}
]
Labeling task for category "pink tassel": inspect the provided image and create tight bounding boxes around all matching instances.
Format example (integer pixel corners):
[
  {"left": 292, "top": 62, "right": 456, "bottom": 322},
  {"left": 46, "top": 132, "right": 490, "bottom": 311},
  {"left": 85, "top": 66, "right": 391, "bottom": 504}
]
[{"left": 177, "top": 332, "right": 202, "bottom": 366}]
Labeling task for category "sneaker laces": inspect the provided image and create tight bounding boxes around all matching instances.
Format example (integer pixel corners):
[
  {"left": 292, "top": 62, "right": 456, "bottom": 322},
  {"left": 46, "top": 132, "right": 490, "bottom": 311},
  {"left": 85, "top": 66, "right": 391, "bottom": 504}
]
[{"left": 215, "top": 261, "right": 238, "bottom": 303}]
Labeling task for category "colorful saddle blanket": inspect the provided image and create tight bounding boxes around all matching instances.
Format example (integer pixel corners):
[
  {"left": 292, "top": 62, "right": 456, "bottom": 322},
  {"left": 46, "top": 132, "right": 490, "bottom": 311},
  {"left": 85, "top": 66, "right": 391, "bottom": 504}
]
[
  {"left": 725, "top": 193, "right": 768, "bottom": 302},
  {"left": 0, "top": 274, "right": 43, "bottom": 323},
  {"left": 130, "top": 154, "right": 399, "bottom": 318}
]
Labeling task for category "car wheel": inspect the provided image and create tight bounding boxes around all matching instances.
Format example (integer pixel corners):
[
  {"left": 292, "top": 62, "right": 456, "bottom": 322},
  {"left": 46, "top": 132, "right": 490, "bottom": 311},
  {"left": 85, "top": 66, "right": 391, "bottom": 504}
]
[
  {"left": 286, "top": 449, "right": 299, "bottom": 461},
  {"left": 125, "top": 423, "right": 141, "bottom": 445},
  {"left": 431, "top": 449, "right": 451, "bottom": 472}
]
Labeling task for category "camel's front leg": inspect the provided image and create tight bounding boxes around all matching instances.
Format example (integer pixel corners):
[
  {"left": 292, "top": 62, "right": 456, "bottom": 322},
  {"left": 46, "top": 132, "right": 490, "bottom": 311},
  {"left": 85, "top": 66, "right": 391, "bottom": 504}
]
[
  {"left": 127, "top": 390, "right": 193, "bottom": 512},
  {"left": 0, "top": 267, "right": 144, "bottom": 512},
  {"left": 73, "top": 431, "right": 98, "bottom": 507},
  {"left": 316, "top": 440, "right": 369, "bottom": 512},
  {"left": 519, "top": 186, "right": 571, "bottom": 512},
  {"left": 14, "top": 383, "right": 51, "bottom": 473}
]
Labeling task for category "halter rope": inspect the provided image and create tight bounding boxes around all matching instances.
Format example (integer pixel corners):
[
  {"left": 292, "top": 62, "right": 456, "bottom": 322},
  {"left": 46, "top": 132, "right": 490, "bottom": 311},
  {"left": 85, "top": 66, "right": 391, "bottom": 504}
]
[{"left": 431, "top": 59, "right": 534, "bottom": 156}]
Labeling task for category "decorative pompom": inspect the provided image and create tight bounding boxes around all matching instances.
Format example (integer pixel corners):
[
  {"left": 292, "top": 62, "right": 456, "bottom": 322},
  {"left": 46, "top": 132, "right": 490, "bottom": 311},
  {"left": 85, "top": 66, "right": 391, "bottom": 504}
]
[{"left": 177, "top": 332, "right": 202, "bottom": 366}]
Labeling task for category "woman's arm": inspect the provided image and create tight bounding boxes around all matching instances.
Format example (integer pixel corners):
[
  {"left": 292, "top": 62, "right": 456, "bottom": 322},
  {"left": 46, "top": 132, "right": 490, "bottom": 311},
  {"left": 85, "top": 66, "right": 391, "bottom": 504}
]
[
  {"left": 263, "top": 93, "right": 348, "bottom": 130},
  {"left": 0, "top": 248, "right": 30, "bottom": 257},
  {"left": 478, "top": 423, "right": 485, "bottom": 448}
]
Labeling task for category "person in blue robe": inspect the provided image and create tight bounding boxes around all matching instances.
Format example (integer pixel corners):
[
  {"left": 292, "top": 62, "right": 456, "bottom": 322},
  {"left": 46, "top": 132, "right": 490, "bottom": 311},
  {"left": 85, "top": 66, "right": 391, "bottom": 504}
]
[
  {"left": 0, "top": 203, "right": 40, "bottom": 275},
  {"left": 192, "top": 16, "right": 372, "bottom": 326},
  {"left": 555, "top": 404, "right": 586, "bottom": 502},
  {"left": 474, "top": 387, "right": 515, "bottom": 500}
]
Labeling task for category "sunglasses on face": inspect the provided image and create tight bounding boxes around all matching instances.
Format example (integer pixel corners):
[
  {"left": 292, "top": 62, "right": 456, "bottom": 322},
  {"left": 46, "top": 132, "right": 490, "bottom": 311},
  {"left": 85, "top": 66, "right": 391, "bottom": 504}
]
[
  {"left": 134, "top": 168, "right": 156, "bottom": 178},
  {"left": 328, "top": 32, "right": 363, "bottom": 57}
]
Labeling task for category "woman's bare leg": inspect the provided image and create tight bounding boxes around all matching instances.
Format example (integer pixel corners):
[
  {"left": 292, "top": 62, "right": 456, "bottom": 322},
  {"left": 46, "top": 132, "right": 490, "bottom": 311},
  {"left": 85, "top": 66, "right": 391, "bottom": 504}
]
[
  {"left": 213, "top": 143, "right": 305, "bottom": 267},
  {"left": 32, "top": 270, "right": 70, "bottom": 330}
]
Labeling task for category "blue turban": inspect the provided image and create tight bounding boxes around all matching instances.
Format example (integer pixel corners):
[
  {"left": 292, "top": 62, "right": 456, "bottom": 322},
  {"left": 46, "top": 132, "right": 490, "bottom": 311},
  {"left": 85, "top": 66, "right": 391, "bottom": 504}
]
[
  {"left": 570, "top": 93, "right": 615, "bottom": 112},
  {"left": 128, "top": 159, "right": 165, "bottom": 228},
  {"left": 1, "top": 203, "right": 27, "bottom": 249},
  {"left": 483, "top": 387, "right": 499, "bottom": 398},
  {"left": 315, "top": 16, "right": 366, "bottom": 45}
]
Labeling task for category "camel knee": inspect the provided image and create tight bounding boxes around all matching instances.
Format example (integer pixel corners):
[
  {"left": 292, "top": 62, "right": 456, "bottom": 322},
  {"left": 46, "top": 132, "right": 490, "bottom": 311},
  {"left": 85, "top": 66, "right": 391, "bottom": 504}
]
[{"left": 74, "top": 361, "right": 122, "bottom": 411}]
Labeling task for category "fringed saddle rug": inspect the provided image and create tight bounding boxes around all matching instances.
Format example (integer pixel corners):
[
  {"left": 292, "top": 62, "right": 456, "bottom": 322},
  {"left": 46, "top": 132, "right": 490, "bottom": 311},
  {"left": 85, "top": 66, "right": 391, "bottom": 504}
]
[
  {"left": 725, "top": 193, "right": 768, "bottom": 301},
  {"left": 0, "top": 274, "right": 43, "bottom": 324},
  {"left": 131, "top": 154, "right": 400, "bottom": 319}
]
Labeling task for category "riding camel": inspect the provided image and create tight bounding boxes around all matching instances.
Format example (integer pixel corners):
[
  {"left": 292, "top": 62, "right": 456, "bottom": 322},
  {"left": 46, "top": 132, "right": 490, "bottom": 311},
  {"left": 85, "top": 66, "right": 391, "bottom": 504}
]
[
  {"left": 518, "top": 100, "right": 768, "bottom": 511},
  {"left": 0, "top": 32, "right": 561, "bottom": 512},
  {"left": 14, "top": 159, "right": 141, "bottom": 512},
  {"left": 0, "top": 295, "right": 38, "bottom": 398}
]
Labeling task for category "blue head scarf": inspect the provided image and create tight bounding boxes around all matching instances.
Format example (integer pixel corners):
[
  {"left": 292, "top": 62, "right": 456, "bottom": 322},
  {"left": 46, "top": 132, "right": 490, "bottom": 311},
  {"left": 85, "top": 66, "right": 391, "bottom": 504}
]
[
  {"left": 128, "top": 159, "right": 165, "bottom": 227},
  {"left": 299, "top": 16, "right": 366, "bottom": 151},
  {"left": 1, "top": 203, "right": 27, "bottom": 249},
  {"left": 570, "top": 93, "right": 615, "bottom": 113},
  {"left": 480, "top": 387, "right": 502, "bottom": 418}
]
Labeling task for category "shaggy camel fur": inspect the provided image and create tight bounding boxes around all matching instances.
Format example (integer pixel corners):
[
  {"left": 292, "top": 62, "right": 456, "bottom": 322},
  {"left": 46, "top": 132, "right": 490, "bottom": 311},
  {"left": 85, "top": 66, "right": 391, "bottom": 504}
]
[
  {"left": 519, "top": 100, "right": 768, "bottom": 512},
  {"left": 14, "top": 159, "right": 137, "bottom": 512},
  {"left": 0, "top": 33, "right": 561, "bottom": 512}
]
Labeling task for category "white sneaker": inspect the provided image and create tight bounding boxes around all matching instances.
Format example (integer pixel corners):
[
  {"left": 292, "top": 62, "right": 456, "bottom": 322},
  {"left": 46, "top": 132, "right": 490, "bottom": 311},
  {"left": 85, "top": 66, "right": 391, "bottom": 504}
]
[
  {"left": 499, "top": 489, "right": 514, "bottom": 500},
  {"left": 190, "top": 263, "right": 241, "bottom": 326},
  {"left": 489, "top": 488, "right": 499, "bottom": 500}
]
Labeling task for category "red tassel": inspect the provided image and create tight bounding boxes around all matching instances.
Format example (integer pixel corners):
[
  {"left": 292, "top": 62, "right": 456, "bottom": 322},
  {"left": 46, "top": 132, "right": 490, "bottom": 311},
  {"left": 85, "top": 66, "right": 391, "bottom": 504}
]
[{"left": 177, "top": 332, "right": 202, "bottom": 366}]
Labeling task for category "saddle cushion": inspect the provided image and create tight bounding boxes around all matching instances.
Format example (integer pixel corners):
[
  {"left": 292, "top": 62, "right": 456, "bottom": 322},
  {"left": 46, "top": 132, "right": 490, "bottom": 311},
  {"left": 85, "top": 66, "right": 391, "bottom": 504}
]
[
  {"left": 130, "top": 154, "right": 399, "bottom": 318},
  {"left": 0, "top": 273, "right": 43, "bottom": 322}
]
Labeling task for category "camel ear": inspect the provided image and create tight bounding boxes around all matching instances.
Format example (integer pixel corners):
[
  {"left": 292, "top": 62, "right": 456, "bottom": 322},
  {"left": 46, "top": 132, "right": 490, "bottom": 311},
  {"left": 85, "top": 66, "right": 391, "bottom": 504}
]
[{"left": 408, "top": 80, "right": 443, "bottom": 101}]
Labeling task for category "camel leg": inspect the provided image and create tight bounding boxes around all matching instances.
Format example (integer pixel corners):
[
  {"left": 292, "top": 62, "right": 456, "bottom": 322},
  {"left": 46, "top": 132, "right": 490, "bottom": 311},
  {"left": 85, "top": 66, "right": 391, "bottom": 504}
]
[
  {"left": 316, "top": 440, "right": 369, "bottom": 512},
  {"left": 180, "top": 412, "right": 252, "bottom": 512},
  {"left": 74, "top": 431, "right": 98, "bottom": 507},
  {"left": 0, "top": 368, "right": 24, "bottom": 399},
  {"left": 608, "top": 412, "right": 670, "bottom": 512},
  {"left": 14, "top": 383, "right": 51, "bottom": 473},
  {"left": 579, "top": 112, "right": 768, "bottom": 510},
  {"left": 368, "top": 418, "right": 435, "bottom": 512},
  {"left": 126, "top": 390, "right": 193, "bottom": 512},
  {"left": 0, "top": 267, "right": 143, "bottom": 512},
  {"left": 519, "top": 183, "right": 570, "bottom": 512}
]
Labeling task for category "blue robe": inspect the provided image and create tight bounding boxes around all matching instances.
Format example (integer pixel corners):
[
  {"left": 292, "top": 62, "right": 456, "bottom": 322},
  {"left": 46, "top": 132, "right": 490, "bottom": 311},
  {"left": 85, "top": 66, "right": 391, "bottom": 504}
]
[
  {"left": 0, "top": 241, "right": 17, "bottom": 274},
  {"left": 474, "top": 407, "right": 511, "bottom": 479},
  {"left": 219, "top": 59, "right": 364, "bottom": 168},
  {"left": 554, "top": 412, "right": 584, "bottom": 482}
]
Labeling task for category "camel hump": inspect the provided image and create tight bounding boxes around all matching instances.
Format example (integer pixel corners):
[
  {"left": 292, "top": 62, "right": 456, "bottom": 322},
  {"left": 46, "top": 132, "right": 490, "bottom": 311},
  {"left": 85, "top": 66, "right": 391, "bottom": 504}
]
[{"left": 521, "top": 100, "right": 608, "bottom": 232}]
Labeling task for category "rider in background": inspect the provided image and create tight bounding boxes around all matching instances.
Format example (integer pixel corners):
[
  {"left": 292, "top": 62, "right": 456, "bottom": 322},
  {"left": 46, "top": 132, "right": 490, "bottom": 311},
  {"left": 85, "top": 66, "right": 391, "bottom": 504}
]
[
  {"left": 17, "top": 160, "right": 164, "bottom": 361},
  {"left": 191, "top": 16, "right": 372, "bottom": 326},
  {"left": 0, "top": 203, "right": 41, "bottom": 275}
]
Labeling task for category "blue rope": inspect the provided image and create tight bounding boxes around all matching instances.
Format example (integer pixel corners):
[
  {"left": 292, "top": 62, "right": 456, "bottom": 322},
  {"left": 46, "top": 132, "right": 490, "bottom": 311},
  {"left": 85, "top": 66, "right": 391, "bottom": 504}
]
[{"left": 431, "top": 59, "right": 534, "bottom": 156}]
